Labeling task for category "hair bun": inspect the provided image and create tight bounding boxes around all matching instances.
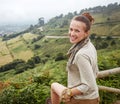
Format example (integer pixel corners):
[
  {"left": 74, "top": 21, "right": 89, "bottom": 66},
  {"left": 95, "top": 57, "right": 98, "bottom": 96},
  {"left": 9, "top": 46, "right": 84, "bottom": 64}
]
[{"left": 82, "top": 12, "right": 94, "bottom": 23}]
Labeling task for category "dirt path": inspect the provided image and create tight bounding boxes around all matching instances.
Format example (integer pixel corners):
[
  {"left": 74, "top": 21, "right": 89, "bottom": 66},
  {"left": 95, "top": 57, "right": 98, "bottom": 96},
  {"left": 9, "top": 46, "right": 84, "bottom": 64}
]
[{"left": 45, "top": 36, "right": 68, "bottom": 39}]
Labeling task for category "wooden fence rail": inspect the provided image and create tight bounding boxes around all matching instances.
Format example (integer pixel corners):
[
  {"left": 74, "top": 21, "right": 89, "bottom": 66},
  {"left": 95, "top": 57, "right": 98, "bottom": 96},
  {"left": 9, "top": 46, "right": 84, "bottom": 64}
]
[
  {"left": 97, "top": 67, "right": 120, "bottom": 78},
  {"left": 97, "top": 67, "right": 120, "bottom": 94},
  {"left": 98, "top": 85, "right": 120, "bottom": 94}
]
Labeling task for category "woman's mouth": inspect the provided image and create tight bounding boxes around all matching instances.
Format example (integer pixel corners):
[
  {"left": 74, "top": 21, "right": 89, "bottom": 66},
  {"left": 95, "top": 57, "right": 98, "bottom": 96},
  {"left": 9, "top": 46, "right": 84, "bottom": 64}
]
[{"left": 70, "top": 36, "right": 77, "bottom": 41}]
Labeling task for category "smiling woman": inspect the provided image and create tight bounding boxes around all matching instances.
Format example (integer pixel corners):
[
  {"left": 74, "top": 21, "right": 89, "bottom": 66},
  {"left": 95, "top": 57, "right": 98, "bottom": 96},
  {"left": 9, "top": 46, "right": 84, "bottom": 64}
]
[{"left": 49, "top": 12, "right": 99, "bottom": 104}]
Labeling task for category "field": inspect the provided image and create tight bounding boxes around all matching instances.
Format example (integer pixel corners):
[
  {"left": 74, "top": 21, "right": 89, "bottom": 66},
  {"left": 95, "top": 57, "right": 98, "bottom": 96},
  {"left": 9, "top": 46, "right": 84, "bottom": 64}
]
[{"left": 0, "top": 33, "right": 38, "bottom": 65}]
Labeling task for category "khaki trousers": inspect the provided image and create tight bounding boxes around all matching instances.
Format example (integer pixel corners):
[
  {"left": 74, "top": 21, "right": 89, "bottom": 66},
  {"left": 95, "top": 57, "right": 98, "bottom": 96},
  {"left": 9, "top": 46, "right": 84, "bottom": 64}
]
[{"left": 65, "top": 97, "right": 99, "bottom": 104}]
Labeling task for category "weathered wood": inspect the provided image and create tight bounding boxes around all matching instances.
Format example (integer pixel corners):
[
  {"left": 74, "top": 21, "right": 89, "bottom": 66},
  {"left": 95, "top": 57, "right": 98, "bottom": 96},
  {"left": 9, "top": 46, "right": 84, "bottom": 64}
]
[
  {"left": 97, "top": 67, "right": 120, "bottom": 78},
  {"left": 98, "top": 85, "right": 120, "bottom": 94}
]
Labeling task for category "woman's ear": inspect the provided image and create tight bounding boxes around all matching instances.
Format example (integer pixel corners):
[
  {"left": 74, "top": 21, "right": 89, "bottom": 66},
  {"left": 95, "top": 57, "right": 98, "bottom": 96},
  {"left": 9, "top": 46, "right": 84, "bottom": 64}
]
[{"left": 84, "top": 30, "right": 90, "bottom": 38}]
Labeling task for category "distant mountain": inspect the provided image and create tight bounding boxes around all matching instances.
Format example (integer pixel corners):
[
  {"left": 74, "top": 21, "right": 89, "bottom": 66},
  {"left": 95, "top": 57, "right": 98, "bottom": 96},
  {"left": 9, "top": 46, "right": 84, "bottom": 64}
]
[
  {"left": 1, "top": 2, "right": 120, "bottom": 41},
  {"left": 0, "top": 24, "right": 29, "bottom": 35},
  {"left": 43, "top": 2, "right": 120, "bottom": 36}
]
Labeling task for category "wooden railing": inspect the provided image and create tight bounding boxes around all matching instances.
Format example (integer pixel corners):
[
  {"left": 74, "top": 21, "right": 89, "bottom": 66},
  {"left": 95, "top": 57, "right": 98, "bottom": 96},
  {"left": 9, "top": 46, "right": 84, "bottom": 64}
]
[{"left": 97, "top": 67, "right": 120, "bottom": 94}]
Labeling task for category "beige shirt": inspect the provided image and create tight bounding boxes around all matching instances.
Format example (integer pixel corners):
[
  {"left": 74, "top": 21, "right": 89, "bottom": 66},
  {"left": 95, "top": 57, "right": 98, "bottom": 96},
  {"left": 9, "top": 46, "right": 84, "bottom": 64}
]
[{"left": 67, "top": 40, "right": 99, "bottom": 99}]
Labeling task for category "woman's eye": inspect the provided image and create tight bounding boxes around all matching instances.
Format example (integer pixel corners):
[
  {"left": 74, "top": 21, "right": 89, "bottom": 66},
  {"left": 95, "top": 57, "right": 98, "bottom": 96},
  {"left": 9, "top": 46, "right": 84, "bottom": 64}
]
[
  {"left": 69, "top": 28, "right": 80, "bottom": 33},
  {"left": 69, "top": 28, "right": 73, "bottom": 31},
  {"left": 75, "top": 29, "right": 80, "bottom": 32}
]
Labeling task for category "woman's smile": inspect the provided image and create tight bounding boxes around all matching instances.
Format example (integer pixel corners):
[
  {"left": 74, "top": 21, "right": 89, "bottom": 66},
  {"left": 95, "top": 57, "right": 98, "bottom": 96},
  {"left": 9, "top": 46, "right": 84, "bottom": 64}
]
[{"left": 70, "top": 35, "right": 77, "bottom": 41}]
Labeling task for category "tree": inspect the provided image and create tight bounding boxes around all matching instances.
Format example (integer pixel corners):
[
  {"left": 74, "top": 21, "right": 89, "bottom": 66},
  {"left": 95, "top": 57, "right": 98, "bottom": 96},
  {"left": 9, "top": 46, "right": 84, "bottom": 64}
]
[
  {"left": 111, "top": 40, "right": 116, "bottom": 46},
  {"left": 73, "top": 11, "right": 77, "bottom": 15},
  {"left": 101, "top": 42, "right": 109, "bottom": 49},
  {"left": 27, "top": 59, "right": 35, "bottom": 68},
  {"left": 55, "top": 53, "right": 65, "bottom": 61},
  {"left": 106, "top": 36, "right": 112, "bottom": 40},
  {"left": 38, "top": 17, "right": 44, "bottom": 26},
  {"left": 34, "top": 44, "right": 41, "bottom": 50},
  {"left": 15, "top": 63, "right": 28, "bottom": 74},
  {"left": 90, "top": 33, "right": 96, "bottom": 40},
  {"left": 32, "top": 56, "right": 41, "bottom": 64}
]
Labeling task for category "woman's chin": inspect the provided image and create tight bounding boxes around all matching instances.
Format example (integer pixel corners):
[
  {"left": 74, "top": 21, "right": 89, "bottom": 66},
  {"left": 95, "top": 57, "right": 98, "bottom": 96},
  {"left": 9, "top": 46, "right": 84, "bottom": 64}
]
[{"left": 70, "top": 39, "right": 77, "bottom": 44}]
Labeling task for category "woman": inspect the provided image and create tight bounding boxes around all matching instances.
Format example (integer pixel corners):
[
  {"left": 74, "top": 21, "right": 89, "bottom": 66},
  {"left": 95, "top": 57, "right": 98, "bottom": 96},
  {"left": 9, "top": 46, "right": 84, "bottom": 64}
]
[{"left": 50, "top": 12, "right": 99, "bottom": 104}]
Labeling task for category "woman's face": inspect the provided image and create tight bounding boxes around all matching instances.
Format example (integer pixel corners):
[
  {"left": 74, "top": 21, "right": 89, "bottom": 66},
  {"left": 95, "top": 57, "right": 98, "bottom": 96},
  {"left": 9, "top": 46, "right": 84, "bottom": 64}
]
[{"left": 69, "top": 20, "right": 89, "bottom": 44}]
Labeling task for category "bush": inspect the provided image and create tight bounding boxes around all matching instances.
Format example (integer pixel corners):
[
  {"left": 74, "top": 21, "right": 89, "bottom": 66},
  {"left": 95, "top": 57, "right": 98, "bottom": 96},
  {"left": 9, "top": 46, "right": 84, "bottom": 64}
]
[
  {"left": 34, "top": 44, "right": 41, "bottom": 50},
  {"left": 0, "top": 84, "right": 50, "bottom": 104},
  {"left": 0, "top": 71, "right": 52, "bottom": 104},
  {"left": 55, "top": 53, "right": 65, "bottom": 61},
  {"left": 0, "top": 59, "right": 25, "bottom": 72},
  {"left": 15, "top": 63, "right": 29, "bottom": 74}
]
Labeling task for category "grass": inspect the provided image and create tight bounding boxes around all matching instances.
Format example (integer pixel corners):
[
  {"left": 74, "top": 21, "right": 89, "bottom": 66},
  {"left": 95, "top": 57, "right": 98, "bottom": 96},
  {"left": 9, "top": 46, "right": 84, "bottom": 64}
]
[
  {"left": 9, "top": 41, "right": 27, "bottom": 52},
  {"left": 0, "top": 42, "right": 10, "bottom": 56},
  {"left": 23, "top": 33, "right": 39, "bottom": 40},
  {"left": 110, "top": 24, "right": 120, "bottom": 36},
  {"left": 0, "top": 33, "right": 36, "bottom": 66},
  {"left": 14, "top": 50, "right": 34, "bottom": 61},
  {"left": 91, "top": 23, "right": 120, "bottom": 36},
  {"left": 0, "top": 69, "right": 15, "bottom": 81},
  {"left": 0, "top": 58, "right": 67, "bottom": 83},
  {"left": 7, "top": 36, "right": 20, "bottom": 45},
  {"left": 0, "top": 54, "right": 13, "bottom": 66},
  {"left": 93, "top": 14, "right": 107, "bottom": 23},
  {"left": 34, "top": 38, "right": 71, "bottom": 58}
]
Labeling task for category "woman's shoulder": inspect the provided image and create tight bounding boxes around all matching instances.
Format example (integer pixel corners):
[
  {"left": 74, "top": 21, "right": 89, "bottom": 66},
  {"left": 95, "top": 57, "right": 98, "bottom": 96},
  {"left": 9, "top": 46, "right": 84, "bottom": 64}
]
[
  {"left": 75, "top": 41, "right": 97, "bottom": 59},
  {"left": 78, "top": 41, "right": 95, "bottom": 53}
]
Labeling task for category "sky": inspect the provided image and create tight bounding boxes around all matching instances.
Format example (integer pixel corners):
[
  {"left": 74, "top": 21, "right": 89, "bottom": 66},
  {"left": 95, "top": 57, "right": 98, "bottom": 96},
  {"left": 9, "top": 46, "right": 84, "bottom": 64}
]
[{"left": 0, "top": 0, "right": 120, "bottom": 25}]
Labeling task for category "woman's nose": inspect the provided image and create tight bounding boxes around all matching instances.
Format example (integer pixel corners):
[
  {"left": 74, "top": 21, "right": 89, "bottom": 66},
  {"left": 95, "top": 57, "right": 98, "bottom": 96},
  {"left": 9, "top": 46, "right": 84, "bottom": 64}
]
[{"left": 70, "top": 31, "right": 75, "bottom": 36}]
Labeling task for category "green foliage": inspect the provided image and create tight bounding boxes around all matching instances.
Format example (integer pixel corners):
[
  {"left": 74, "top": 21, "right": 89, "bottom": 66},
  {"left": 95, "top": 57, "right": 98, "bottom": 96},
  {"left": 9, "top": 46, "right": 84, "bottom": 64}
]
[
  {"left": 97, "top": 74, "right": 120, "bottom": 104},
  {"left": 34, "top": 44, "right": 41, "bottom": 50},
  {"left": 55, "top": 53, "right": 66, "bottom": 61},
  {"left": 33, "top": 71, "right": 52, "bottom": 86},
  {"left": 0, "top": 52, "right": 120, "bottom": 104},
  {"left": 0, "top": 84, "right": 50, "bottom": 104},
  {"left": 99, "top": 91, "right": 118, "bottom": 104},
  {"left": 31, "top": 56, "right": 41, "bottom": 64},
  {"left": 0, "top": 70, "right": 15, "bottom": 81},
  {"left": 110, "top": 40, "right": 116, "bottom": 46},
  {"left": 97, "top": 49, "right": 120, "bottom": 104},
  {"left": 0, "top": 59, "right": 25, "bottom": 72},
  {"left": 2, "top": 30, "right": 27, "bottom": 41},
  {"left": 15, "top": 63, "right": 28, "bottom": 74},
  {"left": 98, "top": 53, "right": 118, "bottom": 70},
  {"left": 38, "top": 17, "right": 44, "bottom": 26},
  {"left": 0, "top": 56, "right": 41, "bottom": 74},
  {"left": 27, "top": 59, "right": 35, "bottom": 68},
  {"left": 31, "top": 35, "right": 45, "bottom": 43},
  {"left": 0, "top": 70, "right": 52, "bottom": 104},
  {"left": 45, "top": 14, "right": 70, "bottom": 29}
]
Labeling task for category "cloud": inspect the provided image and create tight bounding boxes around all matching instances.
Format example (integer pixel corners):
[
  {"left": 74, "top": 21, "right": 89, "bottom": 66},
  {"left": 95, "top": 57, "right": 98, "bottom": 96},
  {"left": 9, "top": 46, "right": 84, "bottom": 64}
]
[{"left": 0, "top": 0, "right": 119, "bottom": 25}]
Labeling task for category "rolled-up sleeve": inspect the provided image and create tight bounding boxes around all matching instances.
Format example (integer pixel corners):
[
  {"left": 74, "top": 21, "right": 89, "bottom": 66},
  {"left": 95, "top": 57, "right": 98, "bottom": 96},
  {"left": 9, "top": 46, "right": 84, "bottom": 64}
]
[
  {"left": 76, "top": 84, "right": 89, "bottom": 94},
  {"left": 75, "top": 53, "right": 97, "bottom": 94}
]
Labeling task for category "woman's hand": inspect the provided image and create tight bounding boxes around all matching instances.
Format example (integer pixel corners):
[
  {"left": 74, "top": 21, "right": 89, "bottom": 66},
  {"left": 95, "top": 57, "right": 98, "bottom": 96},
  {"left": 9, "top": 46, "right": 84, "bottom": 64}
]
[{"left": 61, "top": 88, "right": 72, "bottom": 102}]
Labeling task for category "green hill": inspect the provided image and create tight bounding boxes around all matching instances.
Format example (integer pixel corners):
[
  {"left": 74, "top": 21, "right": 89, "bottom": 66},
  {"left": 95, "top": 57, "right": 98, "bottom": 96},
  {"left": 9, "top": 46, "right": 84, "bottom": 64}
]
[{"left": 42, "top": 2, "right": 120, "bottom": 36}]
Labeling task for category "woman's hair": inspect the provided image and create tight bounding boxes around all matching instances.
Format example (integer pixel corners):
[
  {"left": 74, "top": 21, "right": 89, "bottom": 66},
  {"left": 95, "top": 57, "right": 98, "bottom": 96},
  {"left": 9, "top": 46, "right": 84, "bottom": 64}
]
[{"left": 72, "top": 12, "right": 94, "bottom": 32}]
